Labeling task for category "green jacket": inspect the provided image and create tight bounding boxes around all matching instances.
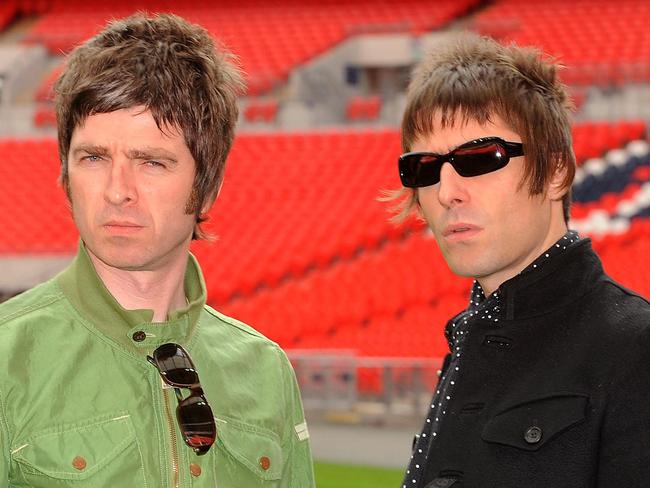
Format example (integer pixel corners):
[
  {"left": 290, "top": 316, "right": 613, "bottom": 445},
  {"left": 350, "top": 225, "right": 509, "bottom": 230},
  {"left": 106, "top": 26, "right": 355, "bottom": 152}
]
[{"left": 0, "top": 244, "right": 315, "bottom": 487}]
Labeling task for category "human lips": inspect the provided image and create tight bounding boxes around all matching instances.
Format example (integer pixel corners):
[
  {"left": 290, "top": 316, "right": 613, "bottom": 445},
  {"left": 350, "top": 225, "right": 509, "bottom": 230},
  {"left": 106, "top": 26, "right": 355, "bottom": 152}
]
[
  {"left": 442, "top": 223, "right": 482, "bottom": 241},
  {"left": 103, "top": 220, "right": 144, "bottom": 234}
]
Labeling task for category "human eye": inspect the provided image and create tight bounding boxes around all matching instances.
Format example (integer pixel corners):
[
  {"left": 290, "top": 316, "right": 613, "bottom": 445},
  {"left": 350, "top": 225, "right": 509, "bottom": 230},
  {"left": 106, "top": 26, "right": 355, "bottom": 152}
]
[
  {"left": 143, "top": 160, "right": 166, "bottom": 169},
  {"left": 80, "top": 154, "right": 104, "bottom": 163}
]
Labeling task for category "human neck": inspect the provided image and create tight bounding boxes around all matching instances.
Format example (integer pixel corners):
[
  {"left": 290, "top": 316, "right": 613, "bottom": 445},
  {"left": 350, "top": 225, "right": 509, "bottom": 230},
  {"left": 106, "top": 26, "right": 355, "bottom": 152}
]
[
  {"left": 477, "top": 220, "right": 569, "bottom": 297},
  {"left": 87, "top": 249, "right": 188, "bottom": 323}
]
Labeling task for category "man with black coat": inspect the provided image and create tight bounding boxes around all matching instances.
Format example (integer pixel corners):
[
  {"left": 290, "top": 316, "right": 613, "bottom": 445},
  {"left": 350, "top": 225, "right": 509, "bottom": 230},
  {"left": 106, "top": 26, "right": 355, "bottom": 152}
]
[{"left": 390, "top": 33, "right": 650, "bottom": 487}]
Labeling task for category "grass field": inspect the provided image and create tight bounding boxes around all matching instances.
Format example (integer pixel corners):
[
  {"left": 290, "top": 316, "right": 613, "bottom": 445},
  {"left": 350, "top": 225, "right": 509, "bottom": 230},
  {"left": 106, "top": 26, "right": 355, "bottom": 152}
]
[{"left": 315, "top": 461, "right": 403, "bottom": 488}]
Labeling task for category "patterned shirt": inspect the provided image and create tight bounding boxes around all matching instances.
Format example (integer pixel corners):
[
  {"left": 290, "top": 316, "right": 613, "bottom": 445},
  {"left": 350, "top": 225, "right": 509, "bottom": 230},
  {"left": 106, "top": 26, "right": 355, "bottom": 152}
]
[{"left": 403, "top": 230, "right": 581, "bottom": 488}]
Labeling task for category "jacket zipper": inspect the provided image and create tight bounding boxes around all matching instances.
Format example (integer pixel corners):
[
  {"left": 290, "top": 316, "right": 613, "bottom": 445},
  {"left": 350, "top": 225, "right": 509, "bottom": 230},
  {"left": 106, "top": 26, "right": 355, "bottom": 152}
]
[{"left": 163, "top": 388, "right": 180, "bottom": 488}]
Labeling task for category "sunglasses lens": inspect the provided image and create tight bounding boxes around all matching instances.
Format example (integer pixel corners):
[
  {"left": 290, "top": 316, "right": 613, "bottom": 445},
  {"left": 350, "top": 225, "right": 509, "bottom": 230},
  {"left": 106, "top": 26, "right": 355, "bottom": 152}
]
[
  {"left": 153, "top": 343, "right": 199, "bottom": 386},
  {"left": 177, "top": 395, "right": 217, "bottom": 455},
  {"left": 399, "top": 153, "right": 441, "bottom": 188},
  {"left": 453, "top": 141, "right": 508, "bottom": 177}
]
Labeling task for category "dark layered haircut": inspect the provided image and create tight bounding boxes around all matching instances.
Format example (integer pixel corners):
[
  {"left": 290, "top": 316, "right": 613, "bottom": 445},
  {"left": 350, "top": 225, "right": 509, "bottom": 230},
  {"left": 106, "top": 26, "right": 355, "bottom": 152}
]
[
  {"left": 54, "top": 13, "right": 244, "bottom": 239},
  {"left": 391, "top": 32, "right": 576, "bottom": 223}
]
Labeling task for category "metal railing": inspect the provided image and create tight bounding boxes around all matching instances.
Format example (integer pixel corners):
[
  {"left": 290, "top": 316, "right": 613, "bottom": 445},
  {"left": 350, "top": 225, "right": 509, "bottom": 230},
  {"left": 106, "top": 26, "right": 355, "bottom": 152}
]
[{"left": 288, "top": 349, "right": 443, "bottom": 420}]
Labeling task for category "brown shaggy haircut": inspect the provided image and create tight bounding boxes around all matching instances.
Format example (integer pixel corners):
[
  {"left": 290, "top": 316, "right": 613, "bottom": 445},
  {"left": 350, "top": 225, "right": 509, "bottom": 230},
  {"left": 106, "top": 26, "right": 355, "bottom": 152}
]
[
  {"left": 390, "top": 32, "right": 576, "bottom": 223},
  {"left": 54, "top": 13, "right": 244, "bottom": 239}
]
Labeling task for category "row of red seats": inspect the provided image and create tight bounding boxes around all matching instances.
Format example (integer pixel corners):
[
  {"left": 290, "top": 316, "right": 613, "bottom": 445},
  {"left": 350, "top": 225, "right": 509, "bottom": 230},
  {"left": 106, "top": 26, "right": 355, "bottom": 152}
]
[
  {"left": 297, "top": 301, "right": 462, "bottom": 359},
  {"left": 191, "top": 129, "right": 410, "bottom": 300},
  {"left": 24, "top": 0, "right": 480, "bottom": 96},
  {"left": 474, "top": 0, "right": 650, "bottom": 85},
  {"left": 346, "top": 95, "right": 381, "bottom": 121},
  {"left": 573, "top": 121, "right": 646, "bottom": 163},
  {"left": 218, "top": 232, "right": 471, "bottom": 347},
  {"left": 244, "top": 100, "right": 278, "bottom": 123}
]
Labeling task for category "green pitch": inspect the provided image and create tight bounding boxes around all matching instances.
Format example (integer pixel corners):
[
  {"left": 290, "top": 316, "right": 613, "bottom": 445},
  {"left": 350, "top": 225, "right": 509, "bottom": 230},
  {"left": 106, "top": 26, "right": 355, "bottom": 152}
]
[{"left": 315, "top": 461, "right": 403, "bottom": 488}]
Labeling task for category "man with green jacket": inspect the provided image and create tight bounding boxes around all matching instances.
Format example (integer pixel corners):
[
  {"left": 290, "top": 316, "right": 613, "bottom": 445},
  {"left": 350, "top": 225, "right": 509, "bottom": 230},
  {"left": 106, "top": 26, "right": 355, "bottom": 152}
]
[{"left": 0, "top": 13, "right": 315, "bottom": 487}]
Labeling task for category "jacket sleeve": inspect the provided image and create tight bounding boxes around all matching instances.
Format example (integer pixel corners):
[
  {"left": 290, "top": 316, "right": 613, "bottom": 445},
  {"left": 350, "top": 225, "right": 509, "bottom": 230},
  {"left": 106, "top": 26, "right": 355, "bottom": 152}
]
[
  {"left": 277, "top": 349, "right": 315, "bottom": 488},
  {"left": 597, "top": 321, "right": 650, "bottom": 487}
]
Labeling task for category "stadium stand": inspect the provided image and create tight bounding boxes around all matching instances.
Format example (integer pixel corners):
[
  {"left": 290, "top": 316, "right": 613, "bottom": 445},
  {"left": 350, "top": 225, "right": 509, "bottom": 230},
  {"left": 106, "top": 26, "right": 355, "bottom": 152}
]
[
  {"left": 473, "top": 0, "right": 650, "bottom": 86},
  {"left": 26, "top": 0, "right": 480, "bottom": 97}
]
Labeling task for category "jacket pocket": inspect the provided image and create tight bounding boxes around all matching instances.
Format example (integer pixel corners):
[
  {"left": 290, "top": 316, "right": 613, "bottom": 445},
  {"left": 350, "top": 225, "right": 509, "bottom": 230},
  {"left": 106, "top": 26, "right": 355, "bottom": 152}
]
[
  {"left": 214, "top": 416, "right": 284, "bottom": 485},
  {"left": 11, "top": 412, "right": 146, "bottom": 486},
  {"left": 481, "top": 393, "right": 588, "bottom": 451}
]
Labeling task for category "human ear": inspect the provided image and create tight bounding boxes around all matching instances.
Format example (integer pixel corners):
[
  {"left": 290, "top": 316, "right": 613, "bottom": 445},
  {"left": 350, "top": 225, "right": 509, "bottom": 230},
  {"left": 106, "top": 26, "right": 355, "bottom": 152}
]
[
  {"left": 547, "top": 162, "right": 569, "bottom": 202},
  {"left": 200, "top": 180, "right": 223, "bottom": 215}
]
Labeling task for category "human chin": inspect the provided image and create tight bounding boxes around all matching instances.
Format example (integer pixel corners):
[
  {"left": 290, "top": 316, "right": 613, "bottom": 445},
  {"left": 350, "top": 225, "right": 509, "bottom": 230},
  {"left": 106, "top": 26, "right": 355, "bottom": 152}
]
[
  {"left": 440, "top": 246, "right": 489, "bottom": 278},
  {"left": 444, "top": 255, "right": 479, "bottom": 278},
  {"left": 89, "top": 241, "right": 160, "bottom": 271},
  {"left": 80, "top": 222, "right": 150, "bottom": 268}
]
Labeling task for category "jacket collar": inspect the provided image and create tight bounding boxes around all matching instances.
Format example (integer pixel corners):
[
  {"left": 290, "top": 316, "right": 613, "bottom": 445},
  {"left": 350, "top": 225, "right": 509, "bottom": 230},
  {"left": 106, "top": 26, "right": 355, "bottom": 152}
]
[
  {"left": 56, "top": 241, "right": 207, "bottom": 353},
  {"left": 497, "top": 238, "right": 604, "bottom": 321}
]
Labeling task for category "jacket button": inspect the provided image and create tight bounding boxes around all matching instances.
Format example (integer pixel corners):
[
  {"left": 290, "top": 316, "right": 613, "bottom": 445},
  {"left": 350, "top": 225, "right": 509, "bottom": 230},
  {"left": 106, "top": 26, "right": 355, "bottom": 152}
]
[
  {"left": 524, "top": 426, "right": 543, "bottom": 444},
  {"left": 132, "top": 330, "right": 146, "bottom": 342},
  {"left": 190, "top": 463, "right": 202, "bottom": 477},
  {"left": 72, "top": 456, "right": 87, "bottom": 471},
  {"left": 259, "top": 456, "right": 271, "bottom": 470}
]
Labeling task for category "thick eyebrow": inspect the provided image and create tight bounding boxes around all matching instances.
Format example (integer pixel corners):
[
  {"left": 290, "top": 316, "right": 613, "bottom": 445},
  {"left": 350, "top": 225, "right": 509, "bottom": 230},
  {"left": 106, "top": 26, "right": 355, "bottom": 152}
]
[
  {"left": 126, "top": 147, "right": 179, "bottom": 165},
  {"left": 69, "top": 144, "right": 179, "bottom": 165},
  {"left": 70, "top": 144, "right": 110, "bottom": 159}
]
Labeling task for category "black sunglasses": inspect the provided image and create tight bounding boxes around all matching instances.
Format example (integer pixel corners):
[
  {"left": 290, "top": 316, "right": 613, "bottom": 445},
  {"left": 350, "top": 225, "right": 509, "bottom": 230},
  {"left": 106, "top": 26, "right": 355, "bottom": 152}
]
[
  {"left": 147, "top": 343, "right": 216, "bottom": 455},
  {"left": 399, "top": 137, "right": 524, "bottom": 188}
]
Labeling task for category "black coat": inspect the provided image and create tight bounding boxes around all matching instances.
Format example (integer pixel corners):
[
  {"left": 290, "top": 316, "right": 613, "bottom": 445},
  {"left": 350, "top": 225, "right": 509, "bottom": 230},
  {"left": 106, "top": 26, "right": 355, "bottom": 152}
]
[{"left": 421, "top": 239, "right": 650, "bottom": 487}]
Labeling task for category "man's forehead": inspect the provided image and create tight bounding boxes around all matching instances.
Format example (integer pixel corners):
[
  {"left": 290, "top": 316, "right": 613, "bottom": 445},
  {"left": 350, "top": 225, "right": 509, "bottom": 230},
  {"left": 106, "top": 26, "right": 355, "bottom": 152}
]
[
  {"left": 67, "top": 107, "right": 192, "bottom": 163},
  {"left": 72, "top": 106, "right": 184, "bottom": 139},
  {"left": 411, "top": 112, "right": 519, "bottom": 151}
]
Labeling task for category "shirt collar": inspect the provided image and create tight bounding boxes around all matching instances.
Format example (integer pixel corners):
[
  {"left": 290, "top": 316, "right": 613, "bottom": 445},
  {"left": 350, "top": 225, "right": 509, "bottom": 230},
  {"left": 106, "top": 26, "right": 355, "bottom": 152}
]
[
  {"left": 466, "top": 230, "right": 583, "bottom": 321},
  {"left": 56, "top": 241, "right": 207, "bottom": 354}
]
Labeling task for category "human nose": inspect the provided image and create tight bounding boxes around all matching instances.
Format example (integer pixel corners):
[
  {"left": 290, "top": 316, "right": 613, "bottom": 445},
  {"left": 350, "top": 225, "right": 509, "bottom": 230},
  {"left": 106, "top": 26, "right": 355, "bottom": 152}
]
[
  {"left": 104, "top": 160, "right": 137, "bottom": 206},
  {"left": 437, "top": 162, "right": 467, "bottom": 208}
]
